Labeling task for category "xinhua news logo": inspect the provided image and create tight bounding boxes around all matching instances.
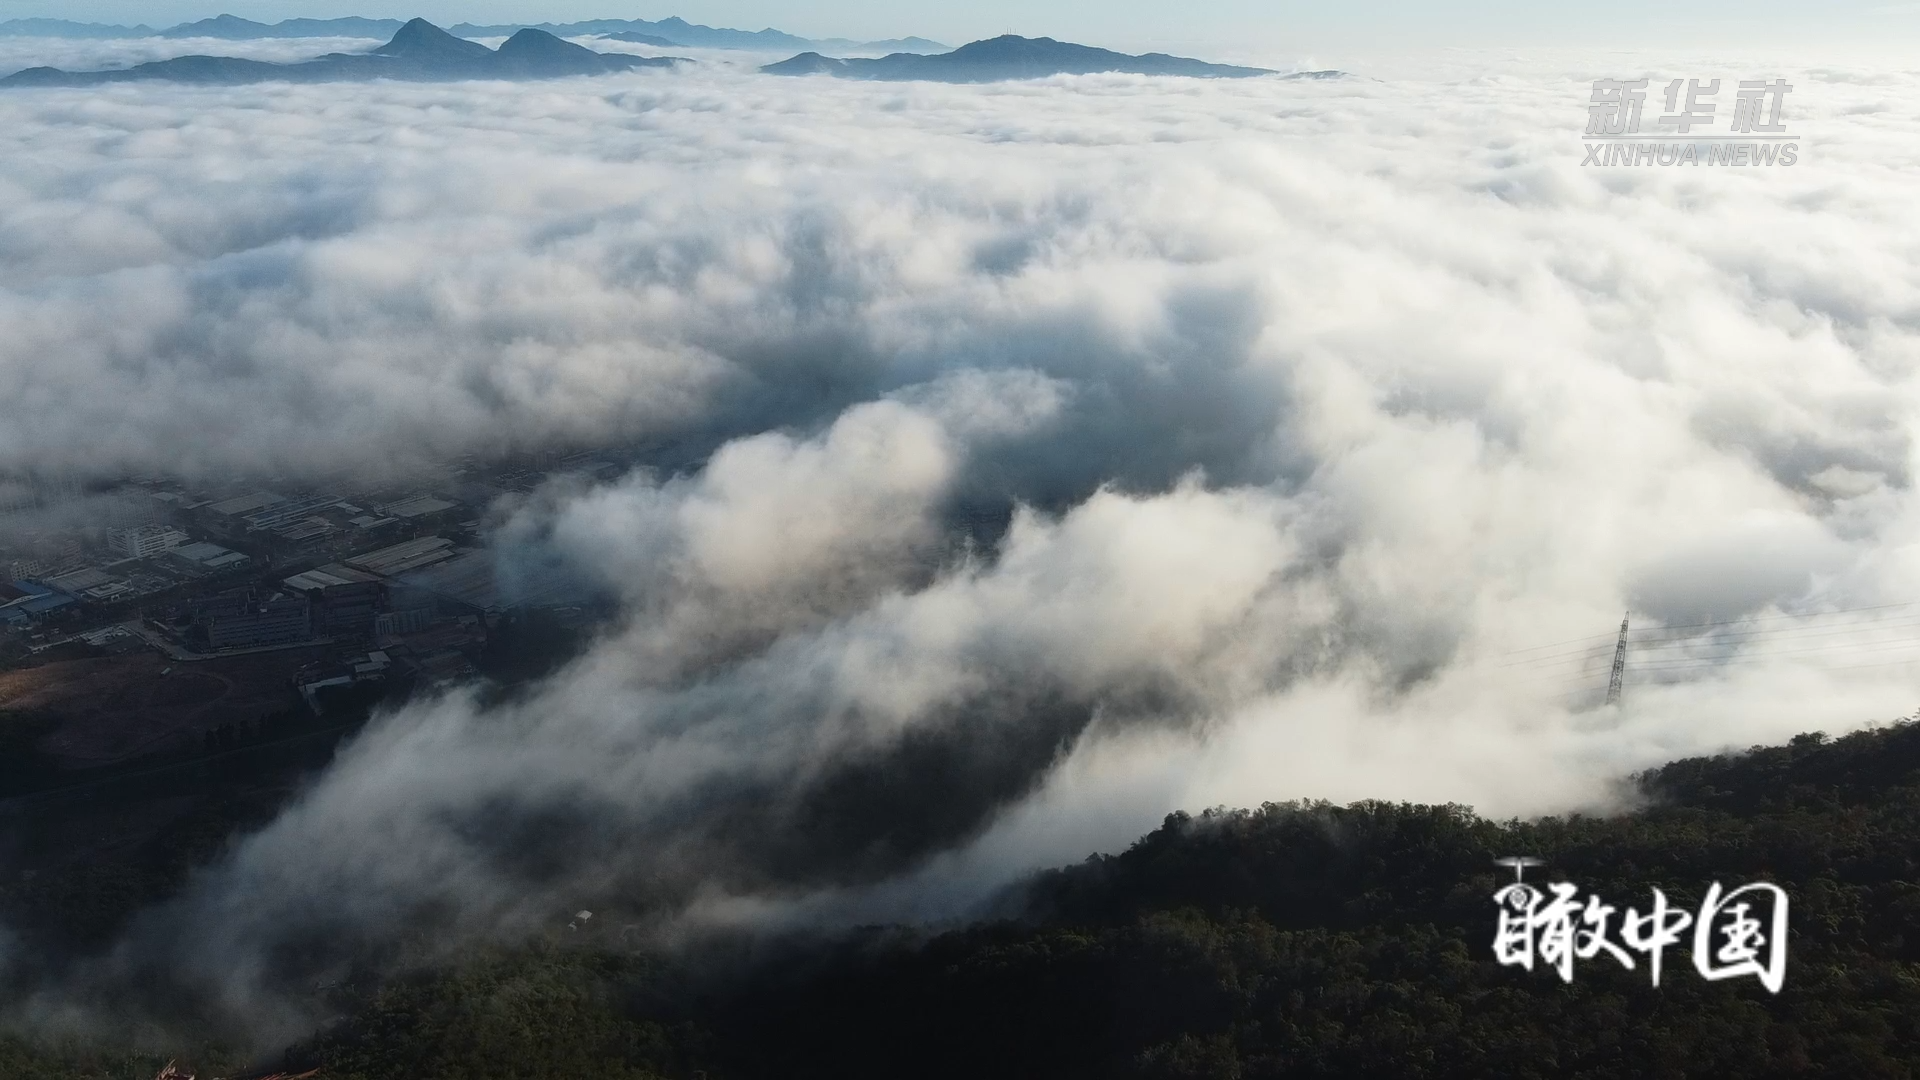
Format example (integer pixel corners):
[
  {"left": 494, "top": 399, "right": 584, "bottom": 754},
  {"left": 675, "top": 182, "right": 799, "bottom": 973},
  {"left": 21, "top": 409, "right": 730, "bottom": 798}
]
[
  {"left": 1491, "top": 857, "right": 1789, "bottom": 992},
  {"left": 1583, "top": 78, "right": 1799, "bottom": 167}
]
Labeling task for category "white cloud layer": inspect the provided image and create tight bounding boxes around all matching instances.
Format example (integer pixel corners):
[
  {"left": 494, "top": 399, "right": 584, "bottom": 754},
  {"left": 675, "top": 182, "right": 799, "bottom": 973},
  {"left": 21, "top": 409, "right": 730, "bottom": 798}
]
[
  {"left": 5, "top": 51, "right": 1920, "bottom": 1036},
  {"left": 0, "top": 34, "right": 386, "bottom": 78}
]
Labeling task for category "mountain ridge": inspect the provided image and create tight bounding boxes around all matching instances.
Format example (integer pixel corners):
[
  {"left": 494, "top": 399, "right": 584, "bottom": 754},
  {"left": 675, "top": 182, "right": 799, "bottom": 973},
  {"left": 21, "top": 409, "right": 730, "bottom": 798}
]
[
  {"left": 160, "top": 14, "right": 407, "bottom": 39},
  {"left": 0, "top": 13, "right": 949, "bottom": 54},
  {"left": 763, "top": 35, "right": 1298, "bottom": 83},
  {"left": 0, "top": 18, "right": 684, "bottom": 88}
]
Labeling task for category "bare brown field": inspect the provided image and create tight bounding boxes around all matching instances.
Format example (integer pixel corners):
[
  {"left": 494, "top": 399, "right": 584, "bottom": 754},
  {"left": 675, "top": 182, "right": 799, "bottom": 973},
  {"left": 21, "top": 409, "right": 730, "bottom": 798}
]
[{"left": 0, "top": 647, "right": 327, "bottom": 767}]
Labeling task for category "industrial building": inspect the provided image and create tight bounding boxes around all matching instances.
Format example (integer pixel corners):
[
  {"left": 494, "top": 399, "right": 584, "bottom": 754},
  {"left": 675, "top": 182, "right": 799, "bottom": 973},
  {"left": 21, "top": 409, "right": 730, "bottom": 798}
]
[
  {"left": 346, "top": 512, "right": 403, "bottom": 537},
  {"left": 0, "top": 580, "right": 75, "bottom": 626},
  {"left": 169, "top": 541, "right": 251, "bottom": 572},
  {"left": 200, "top": 491, "right": 285, "bottom": 537},
  {"left": 380, "top": 494, "right": 458, "bottom": 521},
  {"left": 284, "top": 564, "right": 386, "bottom": 637},
  {"left": 394, "top": 548, "right": 590, "bottom": 618},
  {"left": 238, "top": 493, "right": 341, "bottom": 533},
  {"left": 272, "top": 517, "right": 338, "bottom": 550},
  {"left": 375, "top": 606, "right": 436, "bottom": 639},
  {"left": 109, "top": 523, "right": 190, "bottom": 559},
  {"left": 190, "top": 589, "right": 312, "bottom": 649},
  {"left": 345, "top": 536, "right": 457, "bottom": 577},
  {"left": 46, "top": 567, "right": 129, "bottom": 602}
]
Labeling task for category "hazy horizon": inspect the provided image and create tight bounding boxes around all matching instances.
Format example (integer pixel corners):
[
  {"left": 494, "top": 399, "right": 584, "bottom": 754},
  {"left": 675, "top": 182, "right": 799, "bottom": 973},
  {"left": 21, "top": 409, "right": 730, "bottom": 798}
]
[{"left": 7, "top": 1, "right": 1920, "bottom": 59}]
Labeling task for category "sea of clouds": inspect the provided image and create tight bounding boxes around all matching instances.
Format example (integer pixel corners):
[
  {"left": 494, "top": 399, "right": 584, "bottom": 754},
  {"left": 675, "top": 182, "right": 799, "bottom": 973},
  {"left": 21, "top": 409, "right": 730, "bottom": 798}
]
[
  {"left": 4, "top": 47, "right": 1920, "bottom": 1035},
  {"left": 0, "top": 34, "right": 393, "bottom": 77}
]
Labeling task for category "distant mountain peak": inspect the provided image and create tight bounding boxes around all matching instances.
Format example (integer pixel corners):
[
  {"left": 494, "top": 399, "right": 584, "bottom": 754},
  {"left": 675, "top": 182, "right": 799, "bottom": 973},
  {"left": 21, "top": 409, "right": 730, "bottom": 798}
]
[
  {"left": 764, "top": 34, "right": 1274, "bottom": 83},
  {"left": 502, "top": 27, "right": 582, "bottom": 48},
  {"left": 158, "top": 12, "right": 269, "bottom": 38},
  {"left": 392, "top": 17, "right": 457, "bottom": 40},
  {"left": 762, "top": 52, "right": 846, "bottom": 76},
  {"left": 495, "top": 27, "right": 611, "bottom": 71},
  {"left": 371, "top": 18, "right": 493, "bottom": 59}
]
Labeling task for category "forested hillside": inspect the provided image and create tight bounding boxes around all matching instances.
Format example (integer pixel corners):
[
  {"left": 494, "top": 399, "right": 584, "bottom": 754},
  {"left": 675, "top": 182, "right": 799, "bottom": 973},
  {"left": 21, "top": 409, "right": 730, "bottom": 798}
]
[{"left": 10, "top": 721, "right": 1920, "bottom": 1079}]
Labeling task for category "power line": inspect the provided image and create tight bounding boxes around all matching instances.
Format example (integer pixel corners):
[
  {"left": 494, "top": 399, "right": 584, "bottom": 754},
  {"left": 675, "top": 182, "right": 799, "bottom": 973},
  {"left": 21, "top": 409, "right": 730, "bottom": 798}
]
[
  {"left": 1624, "top": 650, "right": 1920, "bottom": 684},
  {"left": 1496, "top": 600, "right": 1920, "bottom": 660},
  {"left": 1498, "top": 631, "right": 1621, "bottom": 656},
  {"left": 1628, "top": 608, "right": 1920, "bottom": 645},
  {"left": 1622, "top": 635, "right": 1920, "bottom": 667},
  {"left": 1544, "top": 683, "right": 1608, "bottom": 700},
  {"left": 1828, "top": 655, "right": 1920, "bottom": 672},
  {"left": 1626, "top": 615, "right": 1920, "bottom": 651},
  {"left": 1626, "top": 637, "right": 1920, "bottom": 670},
  {"left": 1496, "top": 644, "right": 1615, "bottom": 669},
  {"left": 1497, "top": 602, "right": 1920, "bottom": 701},
  {"left": 1497, "top": 613, "right": 1920, "bottom": 669},
  {"left": 1625, "top": 600, "right": 1920, "bottom": 634}
]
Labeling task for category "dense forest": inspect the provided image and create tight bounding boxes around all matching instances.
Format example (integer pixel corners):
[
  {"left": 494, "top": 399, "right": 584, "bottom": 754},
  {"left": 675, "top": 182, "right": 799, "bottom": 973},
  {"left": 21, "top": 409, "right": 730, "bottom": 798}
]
[{"left": 5, "top": 719, "right": 1920, "bottom": 1079}]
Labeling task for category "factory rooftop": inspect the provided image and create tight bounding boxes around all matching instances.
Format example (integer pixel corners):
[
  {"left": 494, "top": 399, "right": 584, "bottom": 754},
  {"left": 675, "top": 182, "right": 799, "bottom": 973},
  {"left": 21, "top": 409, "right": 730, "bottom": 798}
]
[
  {"left": 284, "top": 563, "right": 382, "bottom": 592},
  {"left": 171, "top": 541, "right": 249, "bottom": 569},
  {"left": 205, "top": 491, "right": 285, "bottom": 517},
  {"left": 397, "top": 549, "right": 589, "bottom": 614},
  {"left": 345, "top": 536, "right": 457, "bottom": 577},
  {"left": 380, "top": 495, "right": 457, "bottom": 519}
]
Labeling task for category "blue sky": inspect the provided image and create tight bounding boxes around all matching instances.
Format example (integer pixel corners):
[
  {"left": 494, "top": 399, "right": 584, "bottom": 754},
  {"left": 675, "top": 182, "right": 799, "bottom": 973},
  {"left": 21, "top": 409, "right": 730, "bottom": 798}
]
[{"left": 5, "top": 0, "right": 1920, "bottom": 53}]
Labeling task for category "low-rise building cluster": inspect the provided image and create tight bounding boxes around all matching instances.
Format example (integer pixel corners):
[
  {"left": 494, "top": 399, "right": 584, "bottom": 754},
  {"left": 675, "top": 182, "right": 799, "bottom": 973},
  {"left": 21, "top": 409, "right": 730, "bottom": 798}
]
[{"left": 1, "top": 452, "right": 618, "bottom": 689}]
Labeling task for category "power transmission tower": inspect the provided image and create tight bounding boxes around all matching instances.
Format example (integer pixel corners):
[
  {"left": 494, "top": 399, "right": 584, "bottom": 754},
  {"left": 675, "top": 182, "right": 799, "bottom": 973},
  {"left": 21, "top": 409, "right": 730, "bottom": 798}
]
[{"left": 1605, "top": 612, "right": 1629, "bottom": 705}]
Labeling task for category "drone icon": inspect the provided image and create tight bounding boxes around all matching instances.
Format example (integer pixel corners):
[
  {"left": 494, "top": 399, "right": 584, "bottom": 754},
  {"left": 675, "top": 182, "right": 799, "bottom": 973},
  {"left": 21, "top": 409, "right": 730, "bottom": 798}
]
[{"left": 1494, "top": 856, "right": 1546, "bottom": 884}]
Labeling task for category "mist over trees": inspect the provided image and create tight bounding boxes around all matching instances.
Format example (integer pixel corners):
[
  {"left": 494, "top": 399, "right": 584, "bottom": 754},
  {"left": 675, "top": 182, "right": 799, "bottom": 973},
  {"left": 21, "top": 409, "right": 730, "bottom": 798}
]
[{"left": 7, "top": 720, "right": 1914, "bottom": 1078}]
